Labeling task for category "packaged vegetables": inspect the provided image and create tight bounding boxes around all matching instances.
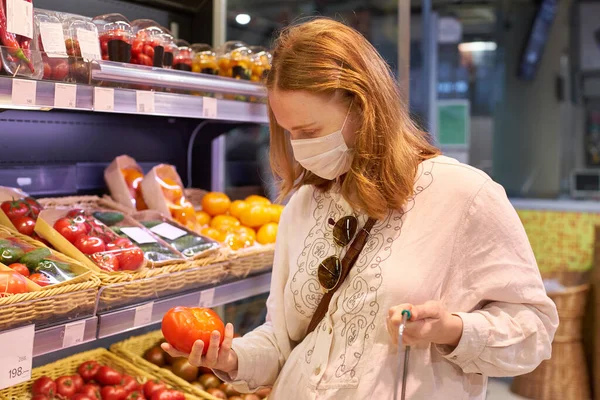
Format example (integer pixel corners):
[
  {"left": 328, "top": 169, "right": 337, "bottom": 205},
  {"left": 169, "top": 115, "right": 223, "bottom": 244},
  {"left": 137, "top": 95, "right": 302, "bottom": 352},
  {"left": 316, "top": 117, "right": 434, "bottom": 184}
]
[
  {"left": 105, "top": 155, "right": 147, "bottom": 211},
  {"left": 0, "top": 186, "right": 47, "bottom": 241},
  {"left": 93, "top": 13, "right": 133, "bottom": 62},
  {"left": 0, "top": 0, "right": 38, "bottom": 77}
]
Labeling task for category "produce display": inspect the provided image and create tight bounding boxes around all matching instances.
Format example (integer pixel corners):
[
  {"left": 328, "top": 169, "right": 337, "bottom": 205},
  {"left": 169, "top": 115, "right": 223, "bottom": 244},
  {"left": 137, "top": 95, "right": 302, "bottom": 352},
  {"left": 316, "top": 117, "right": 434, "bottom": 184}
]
[
  {"left": 134, "top": 210, "right": 220, "bottom": 259},
  {"left": 173, "top": 40, "right": 193, "bottom": 72},
  {"left": 0, "top": 228, "right": 89, "bottom": 287},
  {"left": 0, "top": 0, "right": 38, "bottom": 77},
  {"left": 131, "top": 19, "right": 167, "bottom": 67},
  {"left": 249, "top": 47, "right": 271, "bottom": 83},
  {"left": 0, "top": 190, "right": 45, "bottom": 239},
  {"left": 191, "top": 44, "right": 217, "bottom": 75},
  {"left": 105, "top": 155, "right": 148, "bottom": 211},
  {"left": 198, "top": 192, "right": 281, "bottom": 250},
  {"left": 28, "top": 359, "right": 187, "bottom": 400}
]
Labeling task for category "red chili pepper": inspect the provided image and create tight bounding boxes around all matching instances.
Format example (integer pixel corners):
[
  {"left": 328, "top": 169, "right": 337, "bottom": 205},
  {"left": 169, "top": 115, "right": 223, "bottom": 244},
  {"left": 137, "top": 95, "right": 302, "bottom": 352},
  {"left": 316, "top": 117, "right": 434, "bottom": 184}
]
[{"left": 0, "top": 0, "right": 34, "bottom": 72}]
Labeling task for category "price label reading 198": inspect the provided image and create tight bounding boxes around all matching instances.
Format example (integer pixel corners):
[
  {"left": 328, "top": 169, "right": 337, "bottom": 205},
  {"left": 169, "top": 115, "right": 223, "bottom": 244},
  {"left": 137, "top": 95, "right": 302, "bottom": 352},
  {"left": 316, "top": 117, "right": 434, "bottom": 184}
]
[{"left": 0, "top": 324, "right": 34, "bottom": 390}]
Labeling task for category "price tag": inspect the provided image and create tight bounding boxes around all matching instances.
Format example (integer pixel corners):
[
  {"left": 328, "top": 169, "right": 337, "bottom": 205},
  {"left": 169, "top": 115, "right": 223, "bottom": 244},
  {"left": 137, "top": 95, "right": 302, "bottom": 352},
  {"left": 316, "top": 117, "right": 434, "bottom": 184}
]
[
  {"left": 62, "top": 320, "right": 86, "bottom": 348},
  {"left": 151, "top": 222, "right": 187, "bottom": 241},
  {"left": 0, "top": 324, "right": 34, "bottom": 390},
  {"left": 77, "top": 28, "right": 101, "bottom": 61},
  {"left": 136, "top": 91, "right": 155, "bottom": 114},
  {"left": 6, "top": 0, "right": 33, "bottom": 39},
  {"left": 133, "top": 302, "right": 154, "bottom": 327},
  {"left": 121, "top": 227, "right": 157, "bottom": 244},
  {"left": 39, "top": 22, "right": 68, "bottom": 57},
  {"left": 199, "top": 288, "right": 216, "bottom": 307},
  {"left": 202, "top": 97, "right": 217, "bottom": 118},
  {"left": 54, "top": 83, "right": 77, "bottom": 108},
  {"left": 94, "top": 87, "right": 114, "bottom": 112},
  {"left": 11, "top": 79, "right": 36, "bottom": 106}
]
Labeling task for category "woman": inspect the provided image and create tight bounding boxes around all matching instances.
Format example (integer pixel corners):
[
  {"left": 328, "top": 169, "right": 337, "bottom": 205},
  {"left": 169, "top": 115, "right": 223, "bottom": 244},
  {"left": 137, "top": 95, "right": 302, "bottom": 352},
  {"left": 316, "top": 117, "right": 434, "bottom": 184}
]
[{"left": 163, "top": 18, "right": 559, "bottom": 399}]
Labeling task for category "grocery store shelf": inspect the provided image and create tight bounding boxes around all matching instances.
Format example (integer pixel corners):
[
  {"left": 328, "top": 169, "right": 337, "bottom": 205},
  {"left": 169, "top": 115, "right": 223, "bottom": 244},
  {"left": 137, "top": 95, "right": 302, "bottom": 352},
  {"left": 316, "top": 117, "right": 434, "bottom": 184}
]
[
  {"left": 97, "top": 272, "right": 272, "bottom": 339},
  {"left": 0, "top": 76, "right": 268, "bottom": 123},
  {"left": 92, "top": 61, "right": 267, "bottom": 97},
  {"left": 33, "top": 317, "right": 98, "bottom": 358}
]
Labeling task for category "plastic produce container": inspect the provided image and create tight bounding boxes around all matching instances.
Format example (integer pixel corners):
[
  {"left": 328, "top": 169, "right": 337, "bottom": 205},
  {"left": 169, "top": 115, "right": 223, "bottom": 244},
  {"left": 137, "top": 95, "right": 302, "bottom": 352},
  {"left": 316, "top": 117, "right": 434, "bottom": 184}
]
[
  {"left": 131, "top": 19, "right": 167, "bottom": 67},
  {"left": 172, "top": 39, "right": 193, "bottom": 72},
  {"left": 217, "top": 41, "right": 252, "bottom": 80},
  {"left": 191, "top": 43, "right": 218, "bottom": 75},
  {"left": 93, "top": 13, "right": 133, "bottom": 62}
]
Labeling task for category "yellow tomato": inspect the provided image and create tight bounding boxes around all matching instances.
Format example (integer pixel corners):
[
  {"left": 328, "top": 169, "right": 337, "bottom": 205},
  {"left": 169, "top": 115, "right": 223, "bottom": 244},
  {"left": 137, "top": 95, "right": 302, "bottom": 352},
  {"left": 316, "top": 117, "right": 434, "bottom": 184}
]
[
  {"left": 245, "top": 195, "right": 271, "bottom": 205},
  {"left": 202, "top": 192, "right": 231, "bottom": 216},
  {"left": 195, "top": 211, "right": 211, "bottom": 227},
  {"left": 239, "top": 204, "right": 271, "bottom": 228},
  {"left": 211, "top": 215, "right": 241, "bottom": 231},
  {"left": 229, "top": 200, "right": 249, "bottom": 219},
  {"left": 201, "top": 227, "right": 226, "bottom": 242},
  {"left": 268, "top": 204, "right": 284, "bottom": 223}
]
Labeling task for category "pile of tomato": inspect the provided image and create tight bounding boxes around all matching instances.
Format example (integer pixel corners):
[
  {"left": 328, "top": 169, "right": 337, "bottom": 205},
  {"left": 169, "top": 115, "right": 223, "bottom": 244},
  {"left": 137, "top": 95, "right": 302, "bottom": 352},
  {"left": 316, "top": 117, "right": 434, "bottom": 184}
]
[
  {"left": 31, "top": 360, "right": 185, "bottom": 400},
  {"left": 53, "top": 210, "right": 144, "bottom": 272},
  {"left": 1, "top": 197, "right": 45, "bottom": 239}
]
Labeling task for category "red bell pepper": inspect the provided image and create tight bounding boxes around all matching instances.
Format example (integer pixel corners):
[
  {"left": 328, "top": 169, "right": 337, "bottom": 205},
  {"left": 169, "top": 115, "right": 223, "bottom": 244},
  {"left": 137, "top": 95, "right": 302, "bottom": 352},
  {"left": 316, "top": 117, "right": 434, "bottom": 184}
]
[{"left": 0, "top": 0, "right": 34, "bottom": 72}]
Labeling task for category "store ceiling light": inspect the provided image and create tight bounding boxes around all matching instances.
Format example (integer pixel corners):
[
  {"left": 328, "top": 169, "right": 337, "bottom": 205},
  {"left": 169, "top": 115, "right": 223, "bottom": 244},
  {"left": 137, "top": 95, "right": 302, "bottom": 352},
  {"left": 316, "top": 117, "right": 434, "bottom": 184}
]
[
  {"left": 236, "top": 14, "right": 251, "bottom": 25},
  {"left": 458, "top": 41, "right": 497, "bottom": 52}
]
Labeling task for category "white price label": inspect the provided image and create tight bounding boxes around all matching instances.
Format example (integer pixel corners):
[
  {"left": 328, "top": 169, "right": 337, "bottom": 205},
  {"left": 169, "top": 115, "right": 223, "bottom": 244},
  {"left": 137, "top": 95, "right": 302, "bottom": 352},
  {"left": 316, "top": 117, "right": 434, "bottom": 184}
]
[
  {"left": 202, "top": 97, "right": 218, "bottom": 118},
  {"left": 77, "top": 28, "right": 101, "bottom": 61},
  {"left": 121, "top": 227, "right": 157, "bottom": 245},
  {"left": 6, "top": 0, "right": 33, "bottom": 39},
  {"left": 11, "top": 79, "right": 36, "bottom": 106},
  {"left": 151, "top": 222, "right": 187, "bottom": 241},
  {"left": 199, "top": 288, "right": 216, "bottom": 308},
  {"left": 136, "top": 91, "right": 155, "bottom": 114},
  {"left": 62, "top": 320, "right": 86, "bottom": 348},
  {"left": 0, "top": 324, "right": 34, "bottom": 390},
  {"left": 133, "top": 302, "right": 154, "bottom": 327},
  {"left": 54, "top": 83, "right": 77, "bottom": 108},
  {"left": 39, "top": 22, "right": 67, "bottom": 57},
  {"left": 94, "top": 87, "right": 114, "bottom": 112}
]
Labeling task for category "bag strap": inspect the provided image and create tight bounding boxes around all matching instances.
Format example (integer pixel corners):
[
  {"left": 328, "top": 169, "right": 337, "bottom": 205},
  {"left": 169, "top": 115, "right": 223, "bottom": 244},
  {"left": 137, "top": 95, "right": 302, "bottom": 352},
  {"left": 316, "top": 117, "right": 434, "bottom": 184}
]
[{"left": 306, "top": 217, "right": 377, "bottom": 335}]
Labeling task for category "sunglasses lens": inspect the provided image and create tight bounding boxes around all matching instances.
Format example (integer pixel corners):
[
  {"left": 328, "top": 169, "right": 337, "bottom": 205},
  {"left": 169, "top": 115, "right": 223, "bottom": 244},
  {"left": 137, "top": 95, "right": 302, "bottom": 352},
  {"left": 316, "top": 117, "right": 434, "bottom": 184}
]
[
  {"left": 333, "top": 216, "right": 358, "bottom": 247},
  {"left": 318, "top": 256, "right": 342, "bottom": 291}
]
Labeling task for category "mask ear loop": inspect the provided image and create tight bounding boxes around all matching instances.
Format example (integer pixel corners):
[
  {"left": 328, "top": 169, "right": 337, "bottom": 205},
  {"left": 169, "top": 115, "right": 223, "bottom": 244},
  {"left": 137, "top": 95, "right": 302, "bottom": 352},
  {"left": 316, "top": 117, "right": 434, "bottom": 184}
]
[{"left": 340, "top": 99, "right": 354, "bottom": 135}]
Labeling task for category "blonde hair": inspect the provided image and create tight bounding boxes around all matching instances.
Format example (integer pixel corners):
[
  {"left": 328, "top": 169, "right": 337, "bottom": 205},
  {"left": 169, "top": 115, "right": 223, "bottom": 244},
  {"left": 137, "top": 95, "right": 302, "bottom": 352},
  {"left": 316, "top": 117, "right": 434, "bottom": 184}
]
[{"left": 267, "top": 18, "right": 440, "bottom": 219}]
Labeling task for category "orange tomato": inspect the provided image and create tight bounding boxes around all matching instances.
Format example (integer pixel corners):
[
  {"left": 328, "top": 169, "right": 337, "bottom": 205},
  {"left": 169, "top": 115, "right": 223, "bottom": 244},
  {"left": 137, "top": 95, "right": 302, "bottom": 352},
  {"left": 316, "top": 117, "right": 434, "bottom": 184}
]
[
  {"left": 268, "top": 204, "right": 284, "bottom": 223},
  {"left": 160, "top": 177, "right": 184, "bottom": 203},
  {"left": 245, "top": 195, "right": 271, "bottom": 205},
  {"left": 257, "top": 223, "right": 278, "bottom": 245},
  {"left": 237, "top": 226, "right": 256, "bottom": 241},
  {"left": 201, "top": 227, "right": 226, "bottom": 242},
  {"left": 202, "top": 192, "right": 231, "bottom": 216},
  {"left": 196, "top": 211, "right": 211, "bottom": 227},
  {"left": 224, "top": 232, "right": 253, "bottom": 251},
  {"left": 229, "top": 200, "right": 249, "bottom": 219},
  {"left": 211, "top": 215, "right": 241, "bottom": 231},
  {"left": 170, "top": 201, "right": 196, "bottom": 229},
  {"left": 239, "top": 204, "right": 271, "bottom": 228},
  {"left": 121, "top": 168, "right": 146, "bottom": 210}
]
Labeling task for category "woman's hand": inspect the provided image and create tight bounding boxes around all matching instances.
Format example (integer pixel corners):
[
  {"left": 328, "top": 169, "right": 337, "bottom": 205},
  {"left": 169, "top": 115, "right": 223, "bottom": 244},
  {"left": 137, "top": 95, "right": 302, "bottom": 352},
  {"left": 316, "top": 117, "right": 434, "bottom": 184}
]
[
  {"left": 386, "top": 301, "right": 463, "bottom": 348},
  {"left": 161, "top": 323, "right": 239, "bottom": 375}
]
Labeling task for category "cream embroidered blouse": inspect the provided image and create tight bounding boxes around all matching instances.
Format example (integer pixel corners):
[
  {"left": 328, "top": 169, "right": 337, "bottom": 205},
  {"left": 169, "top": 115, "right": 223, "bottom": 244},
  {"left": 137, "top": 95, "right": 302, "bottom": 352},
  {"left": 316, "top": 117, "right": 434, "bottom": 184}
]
[{"left": 218, "top": 156, "right": 559, "bottom": 399}]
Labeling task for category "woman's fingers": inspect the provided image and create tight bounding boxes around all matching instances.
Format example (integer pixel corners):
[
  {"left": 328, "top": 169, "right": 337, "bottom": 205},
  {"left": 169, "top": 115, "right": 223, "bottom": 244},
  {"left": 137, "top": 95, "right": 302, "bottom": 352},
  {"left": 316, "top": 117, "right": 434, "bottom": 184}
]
[
  {"left": 203, "top": 330, "right": 222, "bottom": 367},
  {"left": 187, "top": 339, "right": 206, "bottom": 367},
  {"left": 160, "top": 343, "right": 189, "bottom": 359},
  {"left": 219, "top": 323, "right": 234, "bottom": 357},
  {"left": 410, "top": 300, "right": 442, "bottom": 321}
]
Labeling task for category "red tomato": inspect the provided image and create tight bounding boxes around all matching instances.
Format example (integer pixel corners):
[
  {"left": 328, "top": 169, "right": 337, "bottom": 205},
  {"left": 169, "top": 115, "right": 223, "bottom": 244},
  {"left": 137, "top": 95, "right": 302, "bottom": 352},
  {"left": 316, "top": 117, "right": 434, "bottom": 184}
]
[
  {"left": 32, "top": 376, "right": 56, "bottom": 398},
  {"left": 54, "top": 217, "right": 88, "bottom": 243},
  {"left": 13, "top": 216, "right": 35, "bottom": 236},
  {"left": 71, "top": 374, "right": 84, "bottom": 391},
  {"left": 77, "top": 360, "right": 100, "bottom": 382},
  {"left": 8, "top": 263, "right": 29, "bottom": 277},
  {"left": 90, "top": 253, "right": 120, "bottom": 272},
  {"left": 106, "top": 237, "right": 134, "bottom": 251},
  {"left": 121, "top": 375, "right": 140, "bottom": 393},
  {"left": 1, "top": 200, "right": 29, "bottom": 220},
  {"left": 125, "top": 391, "right": 146, "bottom": 400},
  {"left": 72, "top": 395, "right": 94, "bottom": 400},
  {"left": 80, "top": 384, "right": 102, "bottom": 400},
  {"left": 138, "top": 54, "right": 153, "bottom": 66},
  {"left": 151, "top": 390, "right": 185, "bottom": 400},
  {"left": 32, "top": 395, "right": 49, "bottom": 400},
  {"left": 67, "top": 209, "right": 86, "bottom": 218},
  {"left": 29, "top": 273, "right": 51, "bottom": 287},
  {"left": 132, "top": 40, "right": 143, "bottom": 56},
  {"left": 117, "top": 247, "right": 144, "bottom": 271},
  {"left": 52, "top": 63, "right": 70, "bottom": 81},
  {"left": 101, "top": 386, "right": 128, "bottom": 400},
  {"left": 161, "top": 307, "right": 225, "bottom": 355},
  {"left": 24, "top": 197, "right": 42, "bottom": 217},
  {"left": 0, "top": 271, "right": 29, "bottom": 295},
  {"left": 96, "top": 366, "right": 122, "bottom": 386},
  {"left": 143, "top": 45, "right": 154, "bottom": 59},
  {"left": 143, "top": 380, "right": 167, "bottom": 399},
  {"left": 75, "top": 235, "right": 106, "bottom": 255},
  {"left": 56, "top": 376, "right": 77, "bottom": 399}
]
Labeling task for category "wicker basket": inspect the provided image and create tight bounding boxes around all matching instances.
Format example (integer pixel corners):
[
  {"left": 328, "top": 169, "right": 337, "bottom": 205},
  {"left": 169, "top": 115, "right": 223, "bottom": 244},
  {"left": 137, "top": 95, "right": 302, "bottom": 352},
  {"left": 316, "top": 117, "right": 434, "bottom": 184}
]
[
  {"left": 511, "top": 283, "right": 591, "bottom": 400},
  {"left": 37, "top": 195, "right": 133, "bottom": 214},
  {"left": 228, "top": 244, "right": 274, "bottom": 278},
  {"left": 111, "top": 331, "right": 221, "bottom": 400},
  {"left": 96, "top": 253, "right": 229, "bottom": 311},
  {"left": 0, "top": 274, "right": 100, "bottom": 331},
  {"left": 0, "top": 348, "right": 201, "bottom": 400}
]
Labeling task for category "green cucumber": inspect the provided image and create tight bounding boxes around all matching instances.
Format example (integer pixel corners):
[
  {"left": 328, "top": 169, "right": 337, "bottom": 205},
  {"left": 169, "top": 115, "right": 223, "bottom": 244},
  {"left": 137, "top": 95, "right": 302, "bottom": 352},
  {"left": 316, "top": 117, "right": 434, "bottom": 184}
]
[
  {"left": 92, "top": 211, "right": 125, "bottom": 226},
  {"left": 19, "top": 248, "right": 52, "bottom": 271},
  {"left": 0, "top": 246, "right": 25, "bottom": 265}
]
